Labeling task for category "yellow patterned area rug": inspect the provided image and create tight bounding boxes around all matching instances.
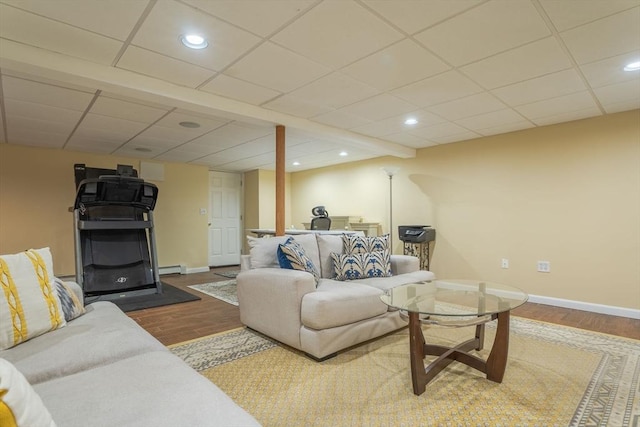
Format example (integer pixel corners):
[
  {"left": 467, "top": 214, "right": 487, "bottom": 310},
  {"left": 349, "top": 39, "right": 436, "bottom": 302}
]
[{"left": 170, "top": 318, "right": 640, "bottom": 427}]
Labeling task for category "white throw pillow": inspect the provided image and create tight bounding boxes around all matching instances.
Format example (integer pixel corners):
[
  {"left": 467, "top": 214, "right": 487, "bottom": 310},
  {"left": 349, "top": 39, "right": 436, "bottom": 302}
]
[
  {"left": 0, "top": 248, "right": 66, "bottom": 350},
  {"left": 0, "top": 358, "right": 57, "bottom": 427}
]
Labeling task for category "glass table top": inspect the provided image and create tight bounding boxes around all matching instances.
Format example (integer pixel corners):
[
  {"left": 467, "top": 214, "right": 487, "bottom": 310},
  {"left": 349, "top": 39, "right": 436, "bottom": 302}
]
[{"left": 380, "top": 279, "right": 528, "bottom": 318}]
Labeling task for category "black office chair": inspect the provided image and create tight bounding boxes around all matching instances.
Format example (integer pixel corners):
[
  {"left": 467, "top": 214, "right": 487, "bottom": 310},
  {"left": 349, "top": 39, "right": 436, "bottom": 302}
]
[{"left": 310, "top": 206, "right": 331, "bottom": 230}]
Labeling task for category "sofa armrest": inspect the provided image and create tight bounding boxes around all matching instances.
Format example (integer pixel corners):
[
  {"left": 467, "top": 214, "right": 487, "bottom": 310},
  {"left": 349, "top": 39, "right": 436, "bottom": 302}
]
[
  {"left": 390, "top": 255, "right": 420, "bottom": 275},
  {"left": 236, "top": 268, "right": 316, "bottom": 350}
]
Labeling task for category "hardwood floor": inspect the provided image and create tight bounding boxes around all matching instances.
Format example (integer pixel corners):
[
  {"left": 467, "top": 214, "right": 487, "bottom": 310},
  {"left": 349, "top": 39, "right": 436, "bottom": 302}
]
[{"left": 127, "top": 266, "right": 640, "bottom": 346}]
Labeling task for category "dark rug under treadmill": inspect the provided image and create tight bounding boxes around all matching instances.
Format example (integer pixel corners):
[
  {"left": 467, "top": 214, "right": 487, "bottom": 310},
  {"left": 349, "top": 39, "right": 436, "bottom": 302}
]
[{"left": 89, "top": 283, "right": 201, "bottom": 312}]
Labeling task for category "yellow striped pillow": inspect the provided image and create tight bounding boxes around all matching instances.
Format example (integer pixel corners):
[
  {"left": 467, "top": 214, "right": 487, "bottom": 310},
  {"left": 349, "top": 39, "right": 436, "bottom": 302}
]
[{"left": 0, "top": 248, "right": 66, "bottom": 350}]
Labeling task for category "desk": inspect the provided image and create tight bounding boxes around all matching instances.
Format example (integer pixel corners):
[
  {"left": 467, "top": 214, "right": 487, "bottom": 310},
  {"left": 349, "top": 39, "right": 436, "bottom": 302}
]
[
  {"left": 302, "top": 216, "right": 381, "bottom": 236},
  {"left": 248, "top": 229, "right": 358, "bottom": 238}
]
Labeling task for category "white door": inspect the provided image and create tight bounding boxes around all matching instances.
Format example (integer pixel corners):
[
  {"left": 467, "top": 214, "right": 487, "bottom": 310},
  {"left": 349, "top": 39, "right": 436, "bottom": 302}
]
[{"left": 208, "top": 171, "right": 242, "bottom": 266}]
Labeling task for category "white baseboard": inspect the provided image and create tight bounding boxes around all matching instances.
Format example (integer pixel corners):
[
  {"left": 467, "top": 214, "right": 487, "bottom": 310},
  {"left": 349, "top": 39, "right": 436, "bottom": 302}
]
[
  {"left": 159, "top": 265, "right": 209, "bottom": 275},
  {"left": 528, "top": 294, "right": 640, "bottom": 320}
]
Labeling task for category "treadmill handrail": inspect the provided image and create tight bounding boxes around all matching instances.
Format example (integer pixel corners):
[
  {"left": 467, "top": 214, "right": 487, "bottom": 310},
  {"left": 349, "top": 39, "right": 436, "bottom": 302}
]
[{"left": 77, "top": 219, "right": 153, "bottom": 230}]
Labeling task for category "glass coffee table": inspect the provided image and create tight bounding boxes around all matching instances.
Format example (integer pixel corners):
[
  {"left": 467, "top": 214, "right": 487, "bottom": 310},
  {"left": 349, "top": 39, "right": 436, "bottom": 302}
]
[{"left": 380, "top": 280, "right": 528, "bottom": 396}]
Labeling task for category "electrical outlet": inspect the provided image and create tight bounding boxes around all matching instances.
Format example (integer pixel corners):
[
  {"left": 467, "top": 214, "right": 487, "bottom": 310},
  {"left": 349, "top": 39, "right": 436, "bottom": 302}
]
[
  {"left": 501, "top": 258, "right": 509, "bottom": 269},
  {"left": 537, "top": 261, "right": 551, "bottom": 273}
]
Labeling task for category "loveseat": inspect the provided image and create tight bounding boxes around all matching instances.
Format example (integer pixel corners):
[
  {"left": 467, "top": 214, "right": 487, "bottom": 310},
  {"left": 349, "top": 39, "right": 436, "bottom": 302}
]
[
  {"left": 0, "top": 248, "right": 259, "bottom": 427},
  {"left": 237, "top": 233, "right": 435, "bottom": 360}
]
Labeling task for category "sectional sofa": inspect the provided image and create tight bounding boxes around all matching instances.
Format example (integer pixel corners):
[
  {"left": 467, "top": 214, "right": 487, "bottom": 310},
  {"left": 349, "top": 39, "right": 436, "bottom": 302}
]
[
  {"left": 237, "top": 233, "right": 435, "bottom": 360},
  {"left": 0, "top": 248, "right": 260, "bottom": 427}
]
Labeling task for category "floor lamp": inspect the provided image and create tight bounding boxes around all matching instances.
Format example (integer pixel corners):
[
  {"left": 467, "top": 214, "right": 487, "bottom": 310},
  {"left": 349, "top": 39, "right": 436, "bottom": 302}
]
[{"left": 382, "top": 167, "right": 400, "bottom": 251}]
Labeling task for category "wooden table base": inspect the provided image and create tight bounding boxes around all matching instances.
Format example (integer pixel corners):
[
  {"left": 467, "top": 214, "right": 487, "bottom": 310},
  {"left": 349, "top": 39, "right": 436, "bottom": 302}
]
[{"left": 409, "top": 310, "right": 511, "bottom": 395}]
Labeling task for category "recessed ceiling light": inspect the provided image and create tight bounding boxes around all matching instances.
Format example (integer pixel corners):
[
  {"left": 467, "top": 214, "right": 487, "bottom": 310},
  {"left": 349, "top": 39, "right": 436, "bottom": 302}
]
[
  {"left": 135, "top": 147, "right": 152, "bottom": 153},
  {"left": 404, "top": 118, "right": 418, "bottom": 125},
  {"left": 623, "top": 61, "right": 640, "bottom": 71},
  {"left": 180, "top": 34, "right": 208, "bottom": 50},
  {"left": 292, "top": 161, "right": 300, "bottom": 166},
  {"left": 339, "top": 151, "right": 348, "bottom": 157},
  {"left": 179, "top": 121, "right": 201, "bottom": 128}
]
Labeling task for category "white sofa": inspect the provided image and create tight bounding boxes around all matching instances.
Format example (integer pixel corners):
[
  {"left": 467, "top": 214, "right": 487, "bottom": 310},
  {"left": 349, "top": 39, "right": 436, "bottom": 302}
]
[
  {"left": 0, "top": 280, "right": 260, "bottom": 427},
  {"left": 237, "top": 233, "right": 435, "bottom": 360}
]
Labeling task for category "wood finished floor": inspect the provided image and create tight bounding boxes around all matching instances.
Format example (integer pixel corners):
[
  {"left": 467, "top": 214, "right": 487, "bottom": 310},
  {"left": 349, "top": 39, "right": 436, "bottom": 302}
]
[{"left": 127, "top": 266, "right": 640, "bottom": 346}]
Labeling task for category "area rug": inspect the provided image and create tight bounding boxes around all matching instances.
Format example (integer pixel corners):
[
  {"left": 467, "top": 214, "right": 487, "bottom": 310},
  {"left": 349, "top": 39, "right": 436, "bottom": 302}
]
[
  {"left": 216, "top": 270, "right": 240, "bottom": 279},
  {"left": 171, "top": 318, "right": 640, "bottom": 427},
  {"left": 188, "top": 280, "right": 237, "bottom": 306},
  {"left": 99, "top": 283, "right": 200, "bottom": 312}
]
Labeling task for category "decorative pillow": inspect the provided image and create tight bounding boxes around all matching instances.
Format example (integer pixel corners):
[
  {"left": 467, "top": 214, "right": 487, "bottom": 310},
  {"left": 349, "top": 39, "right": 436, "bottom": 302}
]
[
  {"left": 277, "top": 237, "right": 320, "bottom": 283},
  {"left": 0, "top": 358, "right": 57, "bottom": 427},
  {"left": 331, "top": 249, "right": 392, "bottom": 281},
  {"left": 342, "top": 234, "right": 390, "bottom": 254},
  {"left": 0, "top": 248, "right": 66, "bottom": 350},
  {"left": 53, "top": 278, "right": 85, "bottom": 322},
  {"left": 247, "top": 234, "right": 321, "bottom": 270}
]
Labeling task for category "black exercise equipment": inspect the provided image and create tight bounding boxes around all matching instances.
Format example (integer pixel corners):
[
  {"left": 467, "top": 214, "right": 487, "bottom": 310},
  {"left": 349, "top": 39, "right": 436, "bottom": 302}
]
[{"left": 73, "top": 164, "right": 161, "bottom": 300}]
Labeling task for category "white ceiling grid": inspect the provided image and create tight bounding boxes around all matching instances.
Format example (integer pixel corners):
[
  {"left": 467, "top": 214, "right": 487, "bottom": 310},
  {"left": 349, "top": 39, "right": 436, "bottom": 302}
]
[{"left": 0, "top": 0, "right": 638, "bottom": 172}]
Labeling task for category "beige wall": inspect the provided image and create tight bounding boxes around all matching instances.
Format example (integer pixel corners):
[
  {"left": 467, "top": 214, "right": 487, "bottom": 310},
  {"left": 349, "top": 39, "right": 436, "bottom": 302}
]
[
  {"left": 0, "top": 144, "right": 209, "bottom": 275},
  {"left": 290, "top": 111, "right": 640, "bottom": 310}
]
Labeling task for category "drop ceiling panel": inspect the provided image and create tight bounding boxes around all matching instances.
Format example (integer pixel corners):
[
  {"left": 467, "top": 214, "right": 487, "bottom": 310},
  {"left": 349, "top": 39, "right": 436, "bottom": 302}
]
[
  {"left": 154, "top": 111, "right": 230, "bottom": 133},
  {"left": 90, "top": 96, "right": 169, "bottom": 123},
  {"left": 337, "top": 94, "right": 417, "bottom": 122},
  {"left": 540, "top": 0, "right": 639, "bottom": 32},
  {"left": 286, "top": 73, "right": 380, "bottom": 110},
  {"left": 390, "top": 70, "right": 484, "bottom": 108},
  {"left": 515, "top": 91, "right": 602, "bottom": 123},
  {"left": 460, "top": 37, "right": 573, "bottom": 89},
  {"left": 0, "top": 3, "right": 122, "bottom": 65},
  {"left": 133, "top": 125, "right": 203, "bottom": 145},
  {"left": 581, "top": 51, "right": 640, "bottom": 88},
  {"left": 561, "top": 7, "right": 640, "bottom": 65},
  {"left": 77, "top": 114, "right": 149, "bottom": 139},
  {"left": 182, "top": 0, "right": 315, "bottom": 37},
  {"left": 7, "top": 128, "right": 68, "bottom": 148},
  {"left": 1, "top": 0, "right": 148, "bottom": 40},
  {"left": 362, "top": 0, "right": 483, "bottom": 35},
  {"left": 351, "top": 110, "right": 445, "bottom": 138},
  {"left": 4, "top": 98, "right": 83, "bottom": 125},
  {"left": 341, "top": 39, "right": 450, "bottom": 91},
  {"left": 6, "top": 114, "right": 75, "bottom": 137},
  {"left": 117, "top": 46, "right": 215, "bottom": 88},
  {"left": 454, "top": 108, "right": 530, "bottom": 132},
  {"left": 131, "top": 0, "right": 261, "bottom": 71},
  {"left": 181, "top": 122, "right": 273, "bottom": 153},
  {"left": 66, "top": 137, "right": 122, "bottom": 153},
  {"left": 311, "top": 110, "right": 373, "bottom": 129},
  {"left": 409, "top": 121, "right": 479, "bottom": 141},
  {"left": 415, "top": 0, "right": 551, "bottom": 66},
  {"left": 199, "top": 74, "right": 281, "bottom": 105},
  {"left": 594, "top": 79, "right": 640, "bottom": 108},
  {"left": 383, "top": 132, "right": 435, "bottom": 148},
  {"left": 491, "top": 69, "right": 588, "bottom": 106},
  {"left": 225, "top": 42, "right": 331, "bottom": 93},
  {"left": 2, "top": 76, "right": 95, "bottom": 111},
  {"left": 271, "top": 0, "right": 403, "bottom": 69},
  {"left": 427, "top": 93, "right": 506, "bottom": 121},
  {"left": 154, "top": 149, "right": 205, "bottom": 163},
  {"left": 263, "top": 95, "right": 332, "bottom": 118}
]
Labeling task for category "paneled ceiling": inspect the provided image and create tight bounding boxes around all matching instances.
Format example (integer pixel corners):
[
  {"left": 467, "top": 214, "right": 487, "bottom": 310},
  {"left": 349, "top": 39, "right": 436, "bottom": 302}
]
[{"left": 0, "top": 0, "right": 638, "bottom": 172}]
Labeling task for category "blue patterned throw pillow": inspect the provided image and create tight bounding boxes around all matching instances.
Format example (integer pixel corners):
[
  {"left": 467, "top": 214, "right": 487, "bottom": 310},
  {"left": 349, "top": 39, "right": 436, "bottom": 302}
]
[
  {"left": 331, "top": 249, "right": 392, "bottom": 281},
  {"left": 277, "top": 237, "right": 320, "bottom": 283},
  {"left": 342, "top": 234, "right": 390, "bottom": 254}
]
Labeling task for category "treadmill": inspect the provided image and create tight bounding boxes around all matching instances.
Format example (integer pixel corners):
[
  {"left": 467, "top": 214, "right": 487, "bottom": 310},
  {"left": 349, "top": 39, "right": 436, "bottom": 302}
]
[{"left": 73, "top": 164, "right": 162, "bottom": 300}]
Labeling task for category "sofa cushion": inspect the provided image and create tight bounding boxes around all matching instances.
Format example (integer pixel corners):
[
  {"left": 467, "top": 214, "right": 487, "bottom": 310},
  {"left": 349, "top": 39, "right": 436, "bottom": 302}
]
[
  {"left": 0, "top": 358, "right": 56, "bottom": 427},
  {"left": 34, "top": 351, "right": 261, "bottom": 427},
  {"left": 301, "top": 279, "right": 388, "bottom": 330},
  {"left": 0, "top": 248, "right": 66, "bottom": 350},
  {"left": 0, "top": 302, "right": 167, "bottom": 384},
  {"left": 342, "top": 234, "right": 390, "bottom": 254},
  {"left": 331, "top": 249, "right": 392, "bottom": 280},
  {"left": 356, "top": 270, "right": 435, "bottom": 292},
  {"left": 277, "top": 237, "right": 320, "bottom": 283},
  {"left": 247, "top": 234, "right": 320, "bottom": 271}
]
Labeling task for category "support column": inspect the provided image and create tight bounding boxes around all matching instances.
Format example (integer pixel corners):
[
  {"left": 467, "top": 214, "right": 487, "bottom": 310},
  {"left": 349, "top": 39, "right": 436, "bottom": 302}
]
[{"left": 275, "top": 125, "right": 285, "bottom": 236}]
